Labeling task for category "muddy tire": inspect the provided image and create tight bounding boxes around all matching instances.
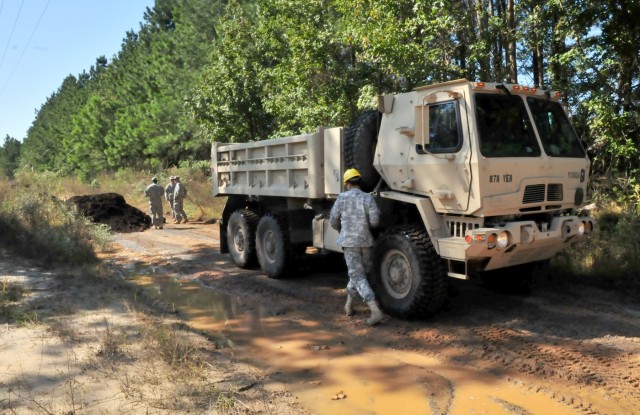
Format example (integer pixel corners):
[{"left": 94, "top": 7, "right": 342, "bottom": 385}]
[
  {"left": 344, "top": 110, "right": 382, "bottom": 192},
  {"left": 226, "top": 209, "right": 260, "bottom": 269},
  {"left": 372, "top": 226, "right": 447, "bottom": 318},
  {"left": 256, "top": 213, "right": 292, "bottom": 279}
]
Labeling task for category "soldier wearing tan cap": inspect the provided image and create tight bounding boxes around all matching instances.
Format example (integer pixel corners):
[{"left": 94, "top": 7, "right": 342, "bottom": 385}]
[{"left": 172, "top": 176, "right": 188, "bottom": 224}]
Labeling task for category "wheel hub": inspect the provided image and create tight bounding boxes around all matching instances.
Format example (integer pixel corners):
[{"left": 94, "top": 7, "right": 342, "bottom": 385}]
[
  {"left": 381, "top": 249, "right": 412, "bottom": 299},
  {"left": 233, "top": 227, "right": 245, "bottom": 252},
  {"left": 264, "top": 230, "right": 277, "bottom": 262}
]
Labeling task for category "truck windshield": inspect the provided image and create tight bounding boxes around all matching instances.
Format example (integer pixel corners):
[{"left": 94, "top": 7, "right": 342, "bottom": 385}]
[
  {"left": 527, "top": 97, "right": 586, "bottom": 158},
  {"left": 475, "top": 94, "right": 541, "bottom": 157}
]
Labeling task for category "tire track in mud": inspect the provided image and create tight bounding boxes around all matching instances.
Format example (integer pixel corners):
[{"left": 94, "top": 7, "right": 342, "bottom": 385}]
[
  {"left": 110, "top": 224, "right": 640, "bottom": 415},
  {"left": 470, "top": 324, "right": 640, "bottom": 414}
]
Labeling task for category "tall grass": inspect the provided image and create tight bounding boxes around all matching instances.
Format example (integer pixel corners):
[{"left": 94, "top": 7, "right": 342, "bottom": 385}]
[
  {"left": 0, "top": 171, "right": 110, "bottom": 266},
  {"left": 0, "top": 165, "right": 225, "bottom": 267},
  {"left": 556, "top": 203, "right": 640, "bottom": 295}
]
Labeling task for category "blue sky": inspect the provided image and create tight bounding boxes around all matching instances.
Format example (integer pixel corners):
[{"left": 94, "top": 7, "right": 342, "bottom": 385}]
[{"left": 0, "top": 0, "right": 154, "bottom": 143}]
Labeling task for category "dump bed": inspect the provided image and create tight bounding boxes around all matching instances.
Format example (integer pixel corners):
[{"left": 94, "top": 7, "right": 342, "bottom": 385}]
[{"left": 212, "top": 127, "right": 343, "bottom": 199}]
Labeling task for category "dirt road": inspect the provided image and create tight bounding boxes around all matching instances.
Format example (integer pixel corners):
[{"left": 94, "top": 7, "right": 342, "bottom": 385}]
[{"left": 107, "top": 222, "right": 640, "bottom": 415}]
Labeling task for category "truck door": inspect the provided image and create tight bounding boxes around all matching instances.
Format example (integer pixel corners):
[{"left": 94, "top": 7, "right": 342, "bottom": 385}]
[{"left": 409, "top": 91, "right": 471, "bottom": 212}]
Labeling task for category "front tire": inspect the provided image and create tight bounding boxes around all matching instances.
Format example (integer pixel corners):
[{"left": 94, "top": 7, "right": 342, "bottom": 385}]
[
  {"left": 256, "top": 213, "right": 292, "bottom": 279},
  {"left": 372, "top": 226, "right": 447, "bottom": 318},
  {"left": 226, "top": 209, "right": 259, "bottom": 269}
]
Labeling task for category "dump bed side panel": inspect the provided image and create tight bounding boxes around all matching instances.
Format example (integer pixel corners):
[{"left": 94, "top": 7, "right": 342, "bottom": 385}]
[{"left": 213, "top": 129, "right": 326, "bottom": 199}]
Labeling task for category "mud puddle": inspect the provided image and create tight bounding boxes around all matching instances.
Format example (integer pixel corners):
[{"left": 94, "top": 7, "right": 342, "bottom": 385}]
[{"left": 133, "top": 274, "right": 582, "bottom": 415}]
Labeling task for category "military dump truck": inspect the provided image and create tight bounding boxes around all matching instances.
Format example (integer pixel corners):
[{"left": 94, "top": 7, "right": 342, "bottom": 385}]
[{"left": 211, "top": 79, "right": 595, "bottom": 318}]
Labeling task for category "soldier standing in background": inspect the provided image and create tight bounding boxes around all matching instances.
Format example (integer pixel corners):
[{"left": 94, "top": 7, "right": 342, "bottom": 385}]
[
  {"left": 329, "top": 168, "right": 384, "bottom": 326},
  {"left": 165, "top": 176, "right": 176, "bottom": 222},
  {"left": 173, "top": 176, "right": 188, "bottom": 224},
  {"left": 144, "top": 177, "right": 164, "bottom": 229}
]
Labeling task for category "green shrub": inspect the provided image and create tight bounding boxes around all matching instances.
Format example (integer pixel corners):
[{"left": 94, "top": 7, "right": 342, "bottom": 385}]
[{"left": 559, "top": 204, "right": 640, "bottom": 295}]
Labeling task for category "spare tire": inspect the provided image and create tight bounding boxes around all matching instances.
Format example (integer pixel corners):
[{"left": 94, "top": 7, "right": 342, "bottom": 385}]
[{"left": 344, "top": 110, "right": 382, "bottom": 192}]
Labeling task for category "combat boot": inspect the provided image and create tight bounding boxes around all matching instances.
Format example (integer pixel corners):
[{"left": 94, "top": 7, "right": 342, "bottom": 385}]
[
  {"left": 366, "top": 300, "right": 384, "bottom": 326},
  {"left": 344, "top": 295, "right": 354, "bottom": 316}
]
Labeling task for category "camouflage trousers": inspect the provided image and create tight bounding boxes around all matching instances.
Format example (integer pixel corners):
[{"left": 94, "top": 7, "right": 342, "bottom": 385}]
[
  {"left": 173, "top": 198, "right": 188, "bottom": 222},
  {"left": 167, "top": 198, "right": 175, "bottom": 219},
  {"left": 149, "top": 203, "right": 164, "bottom": 227},
  {"left": 342, "top": 247, "right": 376, "bottom": 302}
]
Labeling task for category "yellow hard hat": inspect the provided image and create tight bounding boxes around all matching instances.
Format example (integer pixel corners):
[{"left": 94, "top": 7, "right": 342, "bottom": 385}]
[{"left": 343, "top": 168, "right": 361, "bottom": 185}]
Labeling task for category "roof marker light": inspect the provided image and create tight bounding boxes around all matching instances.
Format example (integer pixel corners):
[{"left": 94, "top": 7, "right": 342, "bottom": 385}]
[{"left": 513, "top": 85, "right": 520, "bottom": 90}]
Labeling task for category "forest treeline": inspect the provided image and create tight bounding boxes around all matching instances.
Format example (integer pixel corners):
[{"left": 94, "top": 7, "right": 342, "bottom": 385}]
[{"left": 1, "top": 0, "right": 638, "bottom": 205}]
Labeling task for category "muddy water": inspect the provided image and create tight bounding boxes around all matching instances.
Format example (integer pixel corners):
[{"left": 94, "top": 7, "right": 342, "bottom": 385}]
[{"left": 134, "top": 274, "right": 583, "bottom": 415}]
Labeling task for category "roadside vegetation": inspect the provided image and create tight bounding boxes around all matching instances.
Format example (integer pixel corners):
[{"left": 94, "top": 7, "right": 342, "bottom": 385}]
[
  {"left": 558, "top": 202, "right": 640, "bottom": 295},
  {"left": 0, "top": 169, "right": 290, "bottom": 414}
]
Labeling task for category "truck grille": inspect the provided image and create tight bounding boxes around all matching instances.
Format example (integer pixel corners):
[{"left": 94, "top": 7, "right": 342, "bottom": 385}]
[
  {"left": 547, "top": 184, "right": 563, "bottom": 201},
  {"left": 522, "top": 184, "right": 563, "bottom": 204},
  {"left": 445, "top": 217, "right": 483, "bottom": 237}
]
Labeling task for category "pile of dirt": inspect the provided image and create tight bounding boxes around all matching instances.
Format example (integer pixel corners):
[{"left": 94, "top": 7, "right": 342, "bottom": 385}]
[{"left": 67, "top": 193, "right": 150, "bottom": 233}]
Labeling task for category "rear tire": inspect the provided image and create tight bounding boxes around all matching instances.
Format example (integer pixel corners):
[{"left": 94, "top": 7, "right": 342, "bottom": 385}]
[
  {"left": 226, "top": 209, "right": 259, "bottom": 269},
  {"left": 372, "top": 226, "right": 447, "bottom": 318},
  {"left": 344, "top": 110, "right": 382, "bottom": 192},
  {"left": 256, "top": 213, "right": 292, "bottom": 279}
]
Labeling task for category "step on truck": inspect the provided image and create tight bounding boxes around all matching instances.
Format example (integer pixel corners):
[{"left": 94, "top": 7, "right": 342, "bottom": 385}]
[{"left": 211, "top": 79, "right": 595, "bottom": 318}]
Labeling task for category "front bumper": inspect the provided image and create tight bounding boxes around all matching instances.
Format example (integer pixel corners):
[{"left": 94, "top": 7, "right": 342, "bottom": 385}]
[{"left": 438, "top": 215, "right": 595, "bottom": 271}]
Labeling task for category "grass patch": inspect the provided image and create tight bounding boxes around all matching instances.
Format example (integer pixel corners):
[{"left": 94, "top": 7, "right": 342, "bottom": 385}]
[
  {"left": 0, "top": 279, "right": 26, "bottom": 323},
  {"left": 0, "top": 172, "right": 111, "bottom": 266},
  {"left": 0, "top": 278, "right": 41, "bottom": 325},
  {"left": 556, "top": 203, "right": 640, "bottom": 295},
  {"left": 147, "top": 321, "right": 203, "bottom": 369},
  {"left": 96, "top": 318, "right": 127, "bottom": 358}
]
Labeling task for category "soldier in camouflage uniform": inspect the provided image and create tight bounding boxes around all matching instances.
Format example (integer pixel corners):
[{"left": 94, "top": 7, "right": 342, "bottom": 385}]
[
  {"left": 165, "top": 176, "right": 176, "bottom": 222},
  {"left": 172, "top": 176, "right": 188, "bottom": 224},
  {"left": 330, "top": 168, "right": 384, "bottom": 326},
  {"left": 144, "top": 177, "right": 164, "bottom": 229}
]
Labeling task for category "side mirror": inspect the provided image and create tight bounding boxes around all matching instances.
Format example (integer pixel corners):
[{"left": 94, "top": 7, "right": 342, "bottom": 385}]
[{"left": 378, "top": 94, "right": 394, "bottom": 114}]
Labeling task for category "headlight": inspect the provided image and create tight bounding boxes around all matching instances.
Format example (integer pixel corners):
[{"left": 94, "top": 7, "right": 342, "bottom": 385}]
[
  {"left": 578, "top": 220, "right": 593, "bottom": 235},
  {"left": 578, "top": 221, "right": 586, "bottom": 235},
  {"left": 496, "top": 231, "right": 510, "bottom": 249},
  {"left": 487, "top": 233, "right": 496, "bottom": 249}
]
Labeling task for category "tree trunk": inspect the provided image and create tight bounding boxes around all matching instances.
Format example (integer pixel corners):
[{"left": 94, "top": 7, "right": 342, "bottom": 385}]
[
  {"left": 535, "top": 43, "right": 544, "bottom": 87},
  {"left": 476, "top": 0, "right": 490, "bottom": 80},
  {"left": 550, "top": 12, "right": 568, "bottom": 91},
  {"left": 507, "top": 0, "right": 517, "bottom": 83},
  {"left": 490, "top": 0, "right": 505, "bottom": 81}
]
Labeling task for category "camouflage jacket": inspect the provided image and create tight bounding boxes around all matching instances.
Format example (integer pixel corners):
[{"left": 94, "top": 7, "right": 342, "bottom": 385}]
[
  {"left": 173, "top": 182, "right": 187, "bottom": 200},
  {"left": 165, "top": 182, "right": 175, "bottom": 201},
  {"left": 144, "top": 183, "right": 164, "bottom": 205},
  {"left": 329, "top": 188, "right": 380, "bottom": 247}
]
